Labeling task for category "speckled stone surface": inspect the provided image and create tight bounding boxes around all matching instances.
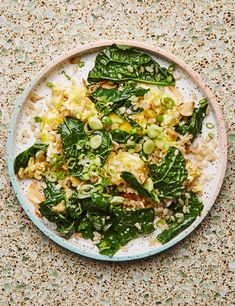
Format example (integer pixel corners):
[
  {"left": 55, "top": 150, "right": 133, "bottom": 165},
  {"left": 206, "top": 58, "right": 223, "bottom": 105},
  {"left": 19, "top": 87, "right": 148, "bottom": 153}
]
[{"left": 0, "top": 0, "right": 234, "bottom": 305}]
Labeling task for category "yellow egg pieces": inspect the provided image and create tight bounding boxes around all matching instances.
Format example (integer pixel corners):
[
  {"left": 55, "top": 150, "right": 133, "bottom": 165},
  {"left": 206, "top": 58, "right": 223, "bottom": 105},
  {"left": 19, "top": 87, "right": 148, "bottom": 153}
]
[{"left": 104, "top": 151, "right": 148, "bottom": 185}]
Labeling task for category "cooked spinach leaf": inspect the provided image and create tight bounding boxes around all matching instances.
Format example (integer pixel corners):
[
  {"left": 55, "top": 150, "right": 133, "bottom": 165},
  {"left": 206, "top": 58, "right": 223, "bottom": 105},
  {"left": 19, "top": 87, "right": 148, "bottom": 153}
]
[
  {"left": 57, "top": 221, "right": 78, "bottom": 238},
  {"left": 121, "top": 171, "right": 159, "bottom": 202},
  {"left": 14, "top": 143, "right": 48, "bottom": 174},
  {"left": 39, "top": 181, "right": 155, "bottom": 255},
  {"left": 91, "top": 86, "right": 148, "bottom": 113},
  {"left": 92, "top": 130, "right": 112, "bottom": 164},
  {"left": 157, "top": 215, "right": 195, "bottom": 244},
  {"left": 40, "top": 181, "right": 82, "bottom": 238},
  {"left": 157, "top": 192, "right": 203, "bottom": 243},
  {"left": 88, "top": 44, "right": 175, "bottom": 86},
  {"left": 82, "top": 192, "right": 111, "bottom": 214},
  {"left": 39, "top": 181, "right": 66, "bottom": 224},
  {"left": 176, "top": 98, "right": 208, "bottom": 140},
  {"left": 58, "top": 117, "right": 112, "bottom": 179},
  {"left": 78, "top": 192, "right": 112, "bottom": 238},
  {"left": 97, "top": 206, "right": 155, "bottom": 256},
  {"left": 148, "top": 147, "right": 188, "bottom": 198},
  {"left": 111, "top": 129, "right": 131, "bottom": 143},
  {"left": 66, "top": 192, "right": 82, "bottom": 219}
]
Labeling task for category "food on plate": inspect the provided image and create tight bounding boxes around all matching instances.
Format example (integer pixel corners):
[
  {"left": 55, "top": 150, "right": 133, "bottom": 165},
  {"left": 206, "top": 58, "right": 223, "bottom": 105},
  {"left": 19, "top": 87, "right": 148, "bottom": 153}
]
[{"left": 14, "top": 45, "right": 217, "bottom": 256}]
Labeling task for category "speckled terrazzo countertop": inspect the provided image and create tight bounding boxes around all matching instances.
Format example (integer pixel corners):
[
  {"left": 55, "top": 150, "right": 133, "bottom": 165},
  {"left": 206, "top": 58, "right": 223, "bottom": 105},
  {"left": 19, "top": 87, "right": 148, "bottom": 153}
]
[{"left": 0, "top": 1, "right": 234, "bottom": 305}]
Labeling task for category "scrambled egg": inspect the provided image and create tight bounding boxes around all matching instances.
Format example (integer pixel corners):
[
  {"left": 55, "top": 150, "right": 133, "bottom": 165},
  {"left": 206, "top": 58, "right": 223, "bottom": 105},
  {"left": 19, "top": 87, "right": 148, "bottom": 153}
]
[
  {"left": 104, "top": 151, "right": 148, "bottom": 185},
  {"left": 52, "top": 84, "right": 98, "bottom": 121},
  {"left": 40, "top": 84, "right": 97, "bottom": 146}
]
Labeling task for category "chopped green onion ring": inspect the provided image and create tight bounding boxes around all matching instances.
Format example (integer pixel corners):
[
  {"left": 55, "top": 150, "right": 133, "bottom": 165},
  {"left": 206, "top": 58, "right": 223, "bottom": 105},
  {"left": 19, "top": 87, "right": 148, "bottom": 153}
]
[{"left": 206, "top": 122, "right": 214, "bottom": 129}]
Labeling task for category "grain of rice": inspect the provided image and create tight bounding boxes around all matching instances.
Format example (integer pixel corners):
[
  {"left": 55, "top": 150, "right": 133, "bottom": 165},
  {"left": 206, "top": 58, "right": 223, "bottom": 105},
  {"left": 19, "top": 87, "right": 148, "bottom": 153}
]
[
  {"left": 175, "top": 212, "right": 184, "bottom": 218},
  {"left": 177, "top": 217, "right": 184, "bottom": 223},
  {"left": 163, "top": 208, "right": 169, "bottom": 216}
]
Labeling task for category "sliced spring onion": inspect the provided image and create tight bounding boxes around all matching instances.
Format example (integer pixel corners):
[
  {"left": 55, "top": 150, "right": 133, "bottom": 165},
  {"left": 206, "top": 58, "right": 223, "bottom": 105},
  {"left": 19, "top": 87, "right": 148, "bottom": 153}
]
[
  {"left": 206, "top": 122, "right": 214, "bottom": 129},
  {"left": 156, "top": 115, "right": 163, "bottom": 122},
  {"left": 143, "top": 139, "right": 155, "bottom": 154},
  {"left": 82, "top": 173, "right": 89, "bottom": 181},
  {"left": 88, "top": 117, "right": 103, "bottom": 130},
  {"left": 147, "top": 125, "right": 163, "bottom": 139},
  {"left": 78, "top": 61, "right": 85, "bottom": 67},
  {"left": 34, "top": 116, "right": 42, "bottom": 123},
  {"left": 160, "top": 97, "right": 175, "bottom": 109},
  {"left": 46, "top": 82, "right": 53, "bottom": 88},
  {"left": 90, "top": 135, "right": 102, "bottom": 149},
  {"left": 168, "top": 64, "right": 175, "bottom": 73},
  {"left": 62, "top": 71, "right": 71, "bottom": 80},
  {"left": 45, "top": 171, "right": 57, "bottom": 182},
  {"left": 166, "top": 75, "right": 173, "bottom": 83},
  {"left": 77, "top": 184, "right": 95, "bottom": 198},
  {"left": 101, "top": 116, "right": 113, "bottom": 126}
]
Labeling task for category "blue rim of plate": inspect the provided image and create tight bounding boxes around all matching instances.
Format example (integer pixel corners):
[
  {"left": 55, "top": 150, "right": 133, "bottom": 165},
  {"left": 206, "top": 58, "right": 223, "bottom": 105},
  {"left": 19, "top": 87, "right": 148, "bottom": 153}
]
[{"left": 7, "top": 40, "right": 227, "bottom": 261}]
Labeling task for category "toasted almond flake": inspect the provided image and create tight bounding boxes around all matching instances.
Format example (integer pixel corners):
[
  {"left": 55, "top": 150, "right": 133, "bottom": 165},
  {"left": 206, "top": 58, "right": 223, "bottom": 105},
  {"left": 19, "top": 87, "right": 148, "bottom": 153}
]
[
  {"left": 62, "top": 164, "right": 68, "bottom": 171},
  {"left": 173, "top": 71, "right": 182, "bottom": 80},
  {"left": 168, "top": 86, "right": 184, "bottom": 105},
  {"left": 177, "top": 101, "right": 195, "bottom": 116},
  {"left": 122, "top": 246, "right": 129, "bottom": 252},
  {"left": 52, "top": 200, "right": 66, "bottom": 213},
  {"left": 69, "top": 56, "right": 81, "bottom": 64},
  {"left": 22, "top": 129, "right": 30, "bottom": 138},
  {"left": 100, "top": 81, "right": 117, "bottom": 89},
  {"left": 74, "top": 232, "right": 82, "bottom": 239},
  {"left": 82, "top": 78, "right": 87, "bottom": 87},
  {"left": 35, "top": 209, "right": 42, "bottom": 217},
  {"left": 27, "top": 182, "right": 45, "bottom": 204},
  {"left": 30, "top": 92, "right": 44, "bottom": 102}
]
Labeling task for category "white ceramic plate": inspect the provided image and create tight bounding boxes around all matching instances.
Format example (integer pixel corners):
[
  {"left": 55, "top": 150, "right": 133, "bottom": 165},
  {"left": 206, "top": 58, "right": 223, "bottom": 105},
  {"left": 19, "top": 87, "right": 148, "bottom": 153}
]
[{"left": 7, "top": 40, "right": 227, "bottom": 261}]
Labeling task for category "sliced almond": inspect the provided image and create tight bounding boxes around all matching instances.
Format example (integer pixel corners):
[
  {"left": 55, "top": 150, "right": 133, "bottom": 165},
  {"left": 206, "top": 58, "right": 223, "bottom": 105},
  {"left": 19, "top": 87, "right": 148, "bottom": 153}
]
[
  {"left": 82, "top": 78, "right": 87, "bottom": 87},
  {"left": 100, "top": 81, "right": 117, "bottom": 89},
  {"left": 69, "top": 56, "right": 81, "bottom": 64},
  {"left": 74, "top": 232, "right": 82, "bottom": 239},
  {"left": 177, "top": 101, "right": 195, "bottom": 116},
  {"left": 168, "top": 86, "right": 184, "bottom": 106},
  {"left": 30, "top": 92, "right": 44, "bottom": 102},
  {"left": 35, "top": 209, "right": 42, "bottom": 217},
  {"left": 27, "top": 182, "right": 45, "bottom": 204}
]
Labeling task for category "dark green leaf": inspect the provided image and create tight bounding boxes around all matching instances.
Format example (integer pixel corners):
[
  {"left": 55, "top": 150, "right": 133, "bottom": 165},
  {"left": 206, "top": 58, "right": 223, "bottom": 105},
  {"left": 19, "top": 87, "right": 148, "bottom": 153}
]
[
  {"left": 157, "top": 192, "right": 203, "bottom": 243},
  {"left": 111, "top": 129, "right": 131, "bottom": 143},
  {"left": 57, "top": 221, "right": 77, "bottom": 238},
  {"left": 58, "top": 117, "right": 112, "bottom": 179},
  {"left": 14, "top": 143, "right": 48, "bottom": 174},
  {"left": 66, "top": 192, "right": 82, "bottom": 219},
  {"left": 92, "top": 130, "right": 112, "bottom": 164},
  {"left": 121, "top": 171, "right": 158, "bottom": 201},
  {"left": 91, "top": 86, "right": 148, "bottom": 113},
  {"left": 148, "top": 147, "right": 188, "bottom": 198},
  {"left": 97, "top": 206, "right": 155, "bottom": 256},
  {"left": 82, "top": 192, "right": 111, "bottom": 214},
  {"left": 176, "top": 98, "right": 208, "bottom": 140},
  {"left": 88, "top": 44, "right": 175, "bottom": 86}
]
